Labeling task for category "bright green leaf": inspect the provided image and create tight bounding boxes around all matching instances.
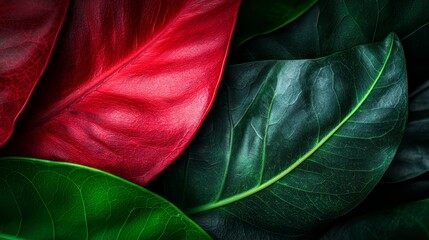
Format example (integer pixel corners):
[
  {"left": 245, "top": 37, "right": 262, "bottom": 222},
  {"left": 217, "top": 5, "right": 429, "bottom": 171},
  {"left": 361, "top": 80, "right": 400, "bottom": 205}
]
[
  {"left": 0, "top": 157, "right": 211, "bottom": 240},
  {"left": 157, "top": 34, "right": 407, "bottom": 239}
]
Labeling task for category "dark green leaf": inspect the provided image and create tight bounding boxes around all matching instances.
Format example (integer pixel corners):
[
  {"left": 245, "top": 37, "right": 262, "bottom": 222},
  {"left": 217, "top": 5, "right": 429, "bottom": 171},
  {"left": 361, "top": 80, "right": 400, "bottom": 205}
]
[
  {"left": 230, "top": 5, "right": 320, "bottom": 62},
  {"left": 327, "top": 172, "right": 429, "bottom": 229},
  {"left": 0, "top": 157, "right": 211, "bottom": 240},
  {"left": 232, "top": 0, "right": 429, "bottom": 89},
  {"left": 321, "top": 199, "right": 429, "bottom": 239},
  {"left": 383, "top": 80, "right": 429, "bottom": 183},
  {"left": 158, "top": 34, "right": 407, "bottom": 239},
  {"left": 232, "top": 0, "right": 316, "bottom": 48}
]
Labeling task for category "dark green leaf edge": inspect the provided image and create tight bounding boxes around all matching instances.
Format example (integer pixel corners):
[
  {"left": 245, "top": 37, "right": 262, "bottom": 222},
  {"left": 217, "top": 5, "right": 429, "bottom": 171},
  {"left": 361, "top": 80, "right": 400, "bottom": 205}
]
[
  {"left": 233, "top": 0, "right": 318, "bottom": 48},
  {"left": 383, "top": 79, "right": 429, "bottom": 183}
]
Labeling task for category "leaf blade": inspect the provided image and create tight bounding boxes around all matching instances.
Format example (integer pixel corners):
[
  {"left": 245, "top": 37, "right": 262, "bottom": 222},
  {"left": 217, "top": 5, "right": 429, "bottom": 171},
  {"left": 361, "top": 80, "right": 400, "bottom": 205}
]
[
  {"left": 232, "top": 0, "right": 429, "bottom": 87},
  {"left": 2, "top": 0, "right": 242, "bottom": 185},
  {"left": 0, "top": 0, "right": 69, "bottom": 146},
  {"left": 0, "top": 156, "right": 211, "bottom": 240},
  {"left": 158, "top": 34, "right": 408, "bottom": 239}
]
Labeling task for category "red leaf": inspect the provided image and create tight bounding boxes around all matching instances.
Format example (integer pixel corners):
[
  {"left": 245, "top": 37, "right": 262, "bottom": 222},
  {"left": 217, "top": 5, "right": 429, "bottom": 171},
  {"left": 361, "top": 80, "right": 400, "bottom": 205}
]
[
  {"left": 3, "top": 0, "right": 241, "bottom": 185},
  {"left": 0, "top": 0, "right": 69, "bottom": 146}
]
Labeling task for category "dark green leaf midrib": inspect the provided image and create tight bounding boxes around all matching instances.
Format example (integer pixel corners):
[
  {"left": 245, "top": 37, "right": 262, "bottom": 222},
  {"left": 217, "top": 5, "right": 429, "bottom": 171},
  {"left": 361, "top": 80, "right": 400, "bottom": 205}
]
[{"left": 186, "top": 36, "right": 395, "bottom": 215}]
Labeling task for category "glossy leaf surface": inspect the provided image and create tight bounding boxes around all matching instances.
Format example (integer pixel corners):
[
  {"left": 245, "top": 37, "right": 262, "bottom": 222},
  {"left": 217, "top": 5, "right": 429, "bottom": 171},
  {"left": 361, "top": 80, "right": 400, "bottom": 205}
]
[
  {"left": 0, "top": 157, "right": 211, "bottom": 240},
  {"left": 0, "top": 0, "right": 69, "bottom": 146},
  {"left": 2, "top": 0, "right": 241, "bottom": 185},
  {"left": 321, "top": 199, "right": 429, "bottom": 239},
  {"left": 158, "top": 34, "right": 407, "bottom": 239},
  {"left": 232, "top": 0, "right": 429, "bottom": 88},
  {"left": 232, "top": 0, "right": 316, "bottom": 47},
  {"left": 383, "top": 80, "right": 429, "bottom": 183}
]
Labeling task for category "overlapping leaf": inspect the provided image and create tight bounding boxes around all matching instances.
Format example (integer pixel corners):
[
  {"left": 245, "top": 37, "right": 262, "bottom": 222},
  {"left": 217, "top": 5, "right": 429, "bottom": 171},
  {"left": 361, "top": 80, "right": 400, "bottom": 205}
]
[
  {"left": 1, "top": 0, "right": 242, "bottom": 185},
  {"left": 0, "top": 157, "right": 211, "bottom": 239},
  {"left": 232, "top": 0, "right": 429, "bottom": 88},
  {"left": 383, "top": 80, "right": 429, "bottom": 183},
  {"left": 341, "top": 172, "right": 429, "bottom": 218},
  {"left": 0, "top": 0, "right": 69, "bottom": 146},
  {"left": 232, "top": 0, "right": 316, "bottom": 47},
  {"left": 322, "top": 199, "right": 429, "bottom": 239},
  {"left": 157, "top": 34, "right": 407, "bottom": 239}
]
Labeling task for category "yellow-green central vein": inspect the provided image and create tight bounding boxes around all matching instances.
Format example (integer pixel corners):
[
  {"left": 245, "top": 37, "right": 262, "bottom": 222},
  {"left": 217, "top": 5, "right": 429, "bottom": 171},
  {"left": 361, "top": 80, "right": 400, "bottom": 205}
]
[{"left": 186, "top": 36, "right": 395, "bottom": 215}]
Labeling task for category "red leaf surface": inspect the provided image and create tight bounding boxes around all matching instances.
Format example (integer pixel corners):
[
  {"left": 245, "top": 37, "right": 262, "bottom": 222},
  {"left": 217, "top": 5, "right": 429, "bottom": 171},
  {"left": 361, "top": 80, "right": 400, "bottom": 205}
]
[
  {"left": 3, "top": 0, "right": 241, "bottom": 185},
  {"left": 0, "top": 0, "right": 69, "bottom": 146}
]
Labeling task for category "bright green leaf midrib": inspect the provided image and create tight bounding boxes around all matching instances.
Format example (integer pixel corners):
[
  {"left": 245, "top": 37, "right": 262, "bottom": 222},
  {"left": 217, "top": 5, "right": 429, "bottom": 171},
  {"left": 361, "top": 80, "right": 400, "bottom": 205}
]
[
  {"left": 186, "top": 35, "right": 395, "bottom": 215},
  {"left": 0, "top": 233, "right": 27, "bottom": 240},
  {"left": 0, "top": 157, "right": 211, "bottom": 239}
]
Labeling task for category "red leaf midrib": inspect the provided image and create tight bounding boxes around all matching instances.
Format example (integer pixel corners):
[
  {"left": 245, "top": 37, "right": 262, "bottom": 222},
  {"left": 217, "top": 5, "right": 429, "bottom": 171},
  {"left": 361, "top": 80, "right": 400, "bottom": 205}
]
[{"left": 29, "top": 3, "right": 189, "bottom": 130}]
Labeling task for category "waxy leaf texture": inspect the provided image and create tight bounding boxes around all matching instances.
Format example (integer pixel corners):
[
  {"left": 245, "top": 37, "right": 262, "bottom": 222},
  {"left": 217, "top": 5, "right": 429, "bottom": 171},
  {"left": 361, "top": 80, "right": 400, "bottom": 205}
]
[
  {"left": 2, "top": 0, "right": 242, "bottom": 185},
  {"left": 0, "top": 0, "right": 69, "bottom": 146},
  {"left": 158, "top": 34, "right": 407, "bottom": 239},
  {"left": 0, "top": 157, "right": 211, "bottom": 239}
]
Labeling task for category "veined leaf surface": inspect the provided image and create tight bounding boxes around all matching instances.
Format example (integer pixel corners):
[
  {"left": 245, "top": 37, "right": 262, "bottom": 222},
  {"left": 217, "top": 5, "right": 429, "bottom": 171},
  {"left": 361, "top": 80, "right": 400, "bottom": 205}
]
[
  {"left": 158, "top": 34, "right": 407, "bottom": 239},
  {"left": 1, "top": 0, "right": 241, "bottom": 185},
  {"left": 0, "top": 157, "right": 211, "bottom": 240},
  {"left": 0, "top": 0, "right": 69, "bottom": 146},
  {"left": 232, "top": 0, "right": 429, "bottom": 87}
]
